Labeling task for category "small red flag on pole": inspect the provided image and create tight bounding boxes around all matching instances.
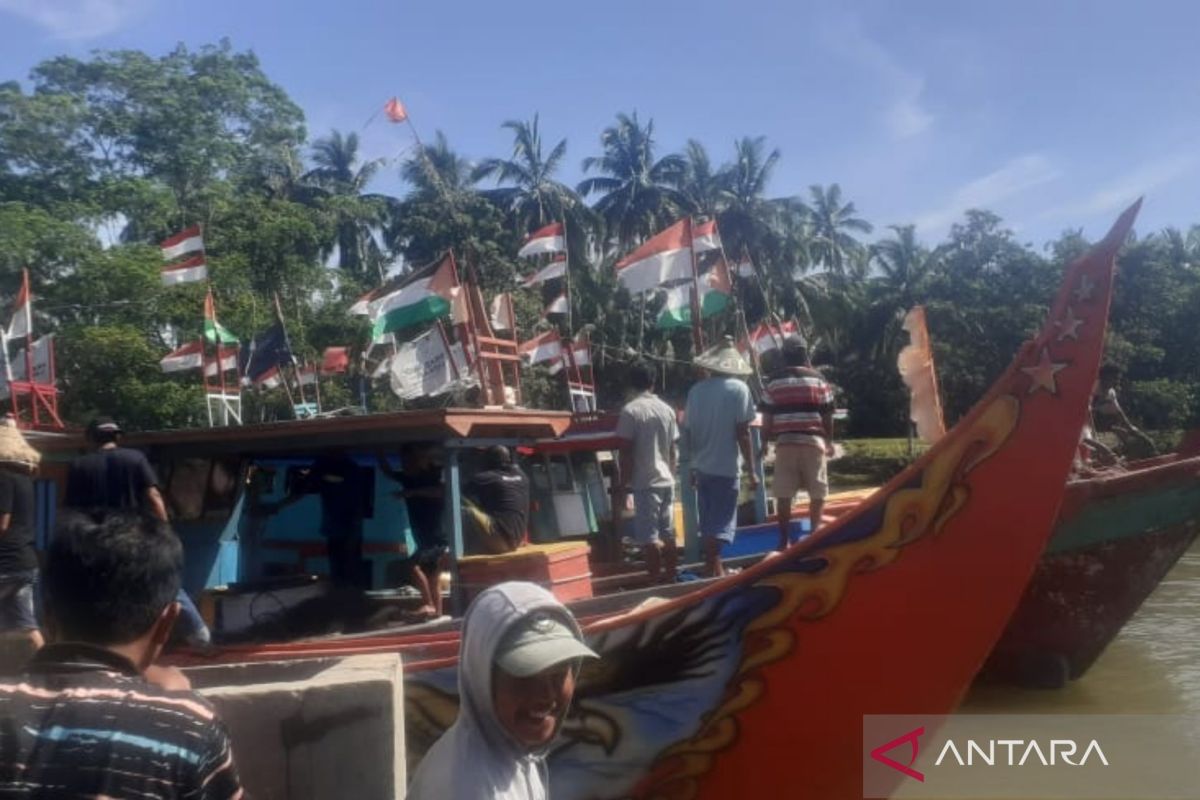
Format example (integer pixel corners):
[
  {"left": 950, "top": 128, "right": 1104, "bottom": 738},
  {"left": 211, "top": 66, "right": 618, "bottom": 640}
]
[{"left": 384, "top": 97, "right": 408, "bottom": 123}]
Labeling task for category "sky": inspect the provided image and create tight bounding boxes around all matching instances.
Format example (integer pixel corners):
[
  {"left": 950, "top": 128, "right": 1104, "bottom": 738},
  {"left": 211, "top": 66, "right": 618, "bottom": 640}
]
[{"left": 2, "top": 0, "right": 1200, "bottom": 249}]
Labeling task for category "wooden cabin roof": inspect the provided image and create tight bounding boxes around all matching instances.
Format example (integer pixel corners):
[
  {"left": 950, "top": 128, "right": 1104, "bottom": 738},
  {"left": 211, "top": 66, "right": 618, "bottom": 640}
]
[{"left": 32, "top": 408, "right": 573, "bottom": 459}]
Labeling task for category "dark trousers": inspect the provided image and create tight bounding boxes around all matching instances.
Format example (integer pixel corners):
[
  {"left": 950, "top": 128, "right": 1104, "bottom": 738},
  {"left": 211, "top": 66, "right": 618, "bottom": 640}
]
[{"left": 326, "top": 529, "right": 366, "bottom": 588}]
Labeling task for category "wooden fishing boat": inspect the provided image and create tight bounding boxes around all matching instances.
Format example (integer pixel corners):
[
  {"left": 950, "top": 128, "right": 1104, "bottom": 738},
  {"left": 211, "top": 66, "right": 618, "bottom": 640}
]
[
  {"left": 982, "top": 443, "right": 1200, "bottom": 688},
  {"left": 160, "top": 203, "right": 1139, "bottom": 798}
]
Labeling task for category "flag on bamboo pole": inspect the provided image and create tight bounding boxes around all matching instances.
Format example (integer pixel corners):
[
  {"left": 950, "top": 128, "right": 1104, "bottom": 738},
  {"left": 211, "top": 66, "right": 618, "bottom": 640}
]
[
  {"left": 656, "top": 258, "right": 732, "bottom": 329},
  {"left": 369, "top": 253, "right": 460, "bottom": 338},
  {"left": 321, "top": 346, "right": 350, "bottom": 374},
  {"left": 350, "top": 286, "right": 381, "bottom": 316},
  {"left": 253, "top": 365, "right": 283, "bottom": 389},
  {"left": 161, "top": 254, "right": 208, "bottom": 286},
  {"left": 203, "top": 289, "right": 238, "bottom": 345},
  {"left": 520, "top": 254, "right": 567, "bottom": 288},
  {"left": 161, "top": 226, "right": 204, "bottom": 260},
  {"left": 740, "top": 320, "right": 798, "bottom": 355},
  {"left": 518, "top": 329, "right": 563, "bottom": 365},
  {"left": 489, "top": 293, "right": 515, "bottom": 333},
  {"left": 384, "top": 97, "right": 408, "bottom": 123},
  {"left": 297, "top": 364, "right": 318, "bottom": 387},
  {"left": 615, "top": 219, "right": 693, "bottom": 293},
  {"left": 548, "top": 333, "right": 592, "bottom": 374},
  {"left": 897, "top": 305, "right": 947, "bottom": 443},
  {"left": 517, "top": 222, "right": 565, "bottom": 258},
  {"left": 692, "top": 219, "right": 722, "bottom": 254},
  {"left": 204, "top": 346, "right": 240, "bottom": 378},
  {"left": 160, "top": 341, "right": 204, "bottom": 373},
  {"left": 543, "top": 292, "right": 568, "bottom": 318},
  {"left": 6, "top": 270, "right": 31, "bottom": 340}
]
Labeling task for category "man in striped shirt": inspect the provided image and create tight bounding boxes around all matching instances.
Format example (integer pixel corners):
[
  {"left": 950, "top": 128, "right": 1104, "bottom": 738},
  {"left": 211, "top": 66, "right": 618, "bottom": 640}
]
[
  {"left": 0, "top": 511, "right": 242, "bottom": 799},
  {"left": 761, "top": 339, "right": 836, "bottom": 551}
]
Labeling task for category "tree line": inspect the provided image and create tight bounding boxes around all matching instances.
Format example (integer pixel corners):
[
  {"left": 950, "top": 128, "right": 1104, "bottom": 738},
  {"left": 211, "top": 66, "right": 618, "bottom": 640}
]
[{"left": 1, "top": 41, "right": 1197, "bottom": 435}]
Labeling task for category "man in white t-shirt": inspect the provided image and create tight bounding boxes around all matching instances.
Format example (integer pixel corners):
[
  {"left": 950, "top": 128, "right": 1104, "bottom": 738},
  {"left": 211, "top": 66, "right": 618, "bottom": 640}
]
[{"left": 616, "top": 361, "right": 679, "bottom": 582}]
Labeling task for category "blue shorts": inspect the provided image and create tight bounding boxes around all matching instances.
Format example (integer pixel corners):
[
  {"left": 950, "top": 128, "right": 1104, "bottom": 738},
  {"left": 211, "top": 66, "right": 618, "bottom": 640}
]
[
  {"left": 633, "top": 487, "right": 674, "bottom": 546},
  {"left": 0, "top": 570, "right": 39, "bottom": 632},
  {"left": 695, "top": 472, "right": 739, "bottom": 543}
]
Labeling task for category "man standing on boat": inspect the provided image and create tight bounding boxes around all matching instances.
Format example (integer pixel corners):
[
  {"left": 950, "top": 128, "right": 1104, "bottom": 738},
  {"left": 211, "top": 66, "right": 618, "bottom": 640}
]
[
  {"left": 463, "top": 446, "right": 530, "bottom": 555},
  {"left": 64, "top": 417, "right": 211, "bottom": 648},
  {"left": 378, "top": 444, "right": 447, "bottom": 620},
  {"left": 760, "top": 338, "right": 836, "bottom": 550},
  {"left": 683, "top": 337, "right": 758, "bottom": 578},
  {"left": 298, "top": 450, "right": 372, "bottom": 589},
  {"left": 616, "top": 361, "right": 679, "bottom": 583}
]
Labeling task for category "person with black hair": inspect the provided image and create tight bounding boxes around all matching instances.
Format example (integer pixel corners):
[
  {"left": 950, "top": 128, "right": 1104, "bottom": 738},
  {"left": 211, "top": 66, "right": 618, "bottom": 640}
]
[
  {"left": 379, "top": 444, "right": 447, "bottom": 620},
  {"left": 615, "top": 361, "right": 679, "bottom": 582},
  {"left": 64, "top": 416, "right": 212, "bottom": 647},
  {"left": 463, "top": 446, "right": 530, "bottom": 555},
  {"left": 0, "top": 511, "right": 242, "bottom": 798}
]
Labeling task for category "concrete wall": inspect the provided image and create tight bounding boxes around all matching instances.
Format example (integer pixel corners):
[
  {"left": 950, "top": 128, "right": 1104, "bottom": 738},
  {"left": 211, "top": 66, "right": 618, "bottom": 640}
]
[{"left": 187, "top": 654, "right": 405, "bottom": 800}]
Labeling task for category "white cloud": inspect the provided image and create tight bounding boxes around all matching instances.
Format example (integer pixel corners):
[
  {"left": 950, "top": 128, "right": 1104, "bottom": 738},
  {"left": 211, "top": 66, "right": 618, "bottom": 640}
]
[
  {"left": 1039, "top": 152, "right": 1200, "bottom": 221},
  {"left": 0, "top": 0, "right": 146, "bottom": 39},
  {"left": 820, "top": 14, "right": 934, "bottom": 139},
  {"left": 914, "top": 154, "right": 1062, "bottom": 237}
]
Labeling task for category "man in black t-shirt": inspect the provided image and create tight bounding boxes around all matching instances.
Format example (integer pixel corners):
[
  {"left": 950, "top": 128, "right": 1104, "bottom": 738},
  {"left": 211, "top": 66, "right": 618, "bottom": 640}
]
[
  {"left": 463, "top": 446, "right": 529, "bottom": 555},
  {"left": 64, "top": 418, "right": 210, "bottom": 647},
  {"left": 0, "top": 424, "right": 43, "bottom": 656},
  {"left": 300, "top": 451, "right": 372, "bottom": 589},
  {"left": 379, "top": 444, "right": 446, "bottom": 619}
]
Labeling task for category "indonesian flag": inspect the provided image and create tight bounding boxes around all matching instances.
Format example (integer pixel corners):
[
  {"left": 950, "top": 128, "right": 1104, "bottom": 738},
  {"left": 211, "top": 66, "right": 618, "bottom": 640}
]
[
  {"left": 543, "top": 292, "right": 568, "bottom": 317},
  {"left": 161, "top": 254, "right": 207, "bottom": 286},
  {"left": 518, "top": 222, "right": 565, "bottom": 258},
  {"left": 204, "top": 345, "right": 240, "bottom": 378},
  {"left": 616, "top": 219, "right": 694, "bottom": 293},
  {"left": 6, "top": 270, "right": 31, "bottom": 340},
  {"left": 369, "top": 253, "right": 460, "bottom": 338},
  {"left": 253, "top": 365, "right": 283, "bottom": 389},
  {"left": 520, "top": 254, "right": 567, "bottom": 288},
  {"left": 897, "top": 306, "right": 947, "bottom": 444},
  {"left": 692, "top": 219, "right": 722, "bottom": 254},
  {"left": 203, "top": 289, "right": 238, "bottom": 345},
  {"left": 321, "top": 346, "right": 350, "bottom": 374},
  {"left": 519, "top": 329, "right": 563, "bottom": 365},
  {"left": 656, "top": 259, "right": 732, "bottom": 330},
  {"left": 490, "top": 293, "right": 515, "bottom": 333},
  {"left": 161, "top": 226, "right": 204, "bottom": 260},
  {"left": 741, "top": 321, "right": 798, "bottom": 355},
  {"left": 160, "top": 341, "right": 204, "bottom": 373},
  {"left": 297, "top": 364, "right": 319, "bottom": 386},
  {"left": 384, "top": 97, "right": 408, "bottom": 123},
  {"left": 549, "top": 334, "right": 593, "bottom": 375}
]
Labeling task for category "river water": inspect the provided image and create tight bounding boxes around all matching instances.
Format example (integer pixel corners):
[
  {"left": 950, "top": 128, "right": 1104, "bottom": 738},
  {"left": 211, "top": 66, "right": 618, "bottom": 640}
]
[{"left": 963, "top": 541, "right": 1200, "bottom": 717}]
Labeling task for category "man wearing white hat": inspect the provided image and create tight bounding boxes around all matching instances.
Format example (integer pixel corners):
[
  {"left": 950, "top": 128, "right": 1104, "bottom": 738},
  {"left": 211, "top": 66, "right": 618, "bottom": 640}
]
[
  {"left": 682, "top": 337, "right": 759, "bottom": 578},
  {"left": 0, "top": 424, "right": 43, "bottom": 659}
]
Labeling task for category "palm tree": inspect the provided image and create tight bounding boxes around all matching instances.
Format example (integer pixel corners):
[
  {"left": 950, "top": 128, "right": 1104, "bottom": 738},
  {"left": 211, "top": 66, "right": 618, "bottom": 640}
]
[
  {"left": 870, "top": 225, "right": 933, "bottom": 310},
  {"left": 306, "top": 130, "right": 387, "bottom": 277},
  {"left": 577, "top": 112, "right": 688, "bottom": 252},
  {"left": 716, "top": 136, "right": 783, "bottom": 261},
  {"left": 678, "top": 140, "right": 722, "bottom": 217},
  {"left": 797, "top": 183, "right": 873, "bottom": 276},
  {"left": 473, "top": 115, "right": 584, "bottom": 230},
  {"left": 399, "top": 131, "right": 476, "bottom": 199}
]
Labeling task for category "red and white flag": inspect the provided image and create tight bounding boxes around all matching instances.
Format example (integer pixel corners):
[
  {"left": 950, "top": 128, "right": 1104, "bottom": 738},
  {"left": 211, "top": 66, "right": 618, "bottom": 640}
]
[
  {"left": 692, "top": 219, "right": 722, "bottom": 254},
  {"left": 741, "top": 321, "right": 799, "bottom": 356},
  {"left": 543, "top": 292, "right": 568, "bottom": 317},
  {"left": 320, "top": 346, "right": 350, "bottom": 374},
  {"left": 520, "top": 254, "right": 567, "bottom": 288},
  {"left": 297, "top": 364, "right": 318, "bottom": 386},
  {"left": 384, "top": 97, "right": 408, "bottom": 123},
  {"left": 519, "top": 329, "right": 563, "bottom": 365},
  {"left": 161, "top": 226, "right": 204, "bottom": 260},
  {"left": 616, "top": 219, "right": 694, "bottom": 293},
  {"left": 161, "top": 254, "right": 207, "bottom": 286},
  {"left": 203, "top": 345, "right": 240, "bottom": 378},
  {"left": 518, "top": 222, "right": 566, "bottom": 258},
  {"left": 160, "top": 340, "right": 204, "bottom": 373},
  {"left": 253, "top": 365, "right": 282, "bottom": 389},
  {"left": 6, "top": 270, "right": 31, "bottom": 340},
  {"left": 733, "top": 257, "right": 755, "bottom": 277},
  {"left": 489, "top": 293, "right": 515, "bottom": 333}
]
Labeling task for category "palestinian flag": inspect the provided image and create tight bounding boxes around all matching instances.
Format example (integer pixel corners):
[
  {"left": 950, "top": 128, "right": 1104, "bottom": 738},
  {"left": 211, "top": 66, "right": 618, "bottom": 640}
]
[
  {"left": 161, "top": 254, "right": 207, "bottom": 286},
  {"left": 692, "top": 219, "right": 722, "bottom": 254},
  {"left": 520, "top": 254, "right": 567, "bottom": 288},
  {"left": 615, "top": 219, "right": 694, "bottom": 293},
  {"left": 161, "top": 226, "right": 204, "bottom": 260},
  {"left": 656, "top": 259, "right": 732, "bottom": 329},
  {"left": 203, "top": 289, "right": 238, "bottom": 345},
  {"left": 519, "top": 329, "right": 563, "bottom": 365},
  {"left": 518, "top": 222, "right": 565, "bottom": 258},
  {"left": 160, "top": 341, "right": 204, "bottom": 373},
  {"left": 370, "top": 253, "right": 459, "bottom": 338}
]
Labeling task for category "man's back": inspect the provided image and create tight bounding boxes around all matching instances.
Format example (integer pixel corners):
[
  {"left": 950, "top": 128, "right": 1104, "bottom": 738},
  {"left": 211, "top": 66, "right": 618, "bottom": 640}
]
[
  {"left": 616, "top": 393, "right": 678, "bottom": 490},
  {"left": 65, "top": 447, "right": 158, "bottom": 512},
  {"left": 763, "top": 366, "right": 834, "bottom": 448},
  {"left": 684, "top": 377, "right": 756, "bottom": 478},
  {"left": 0, "top": 469, "right": 36, "bottom": 573},
  {"left": 467, "top": 465, "right": 530, "bottom": 545},
  {"left": 0, "top": 643, "right": 240, "bottom": 799}
]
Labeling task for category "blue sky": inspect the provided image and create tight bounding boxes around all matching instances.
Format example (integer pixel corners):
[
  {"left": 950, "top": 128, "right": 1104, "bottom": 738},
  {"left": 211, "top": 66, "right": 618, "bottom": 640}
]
[{"left": 2, "top": 0, "right": 1199, "bottom": 249}]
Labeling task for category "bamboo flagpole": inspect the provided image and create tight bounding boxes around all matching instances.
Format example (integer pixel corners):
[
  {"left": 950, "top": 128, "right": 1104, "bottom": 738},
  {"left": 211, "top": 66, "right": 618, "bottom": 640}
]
[{"left": 273, "top": 292, "right": 308, "bottom": 410}]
